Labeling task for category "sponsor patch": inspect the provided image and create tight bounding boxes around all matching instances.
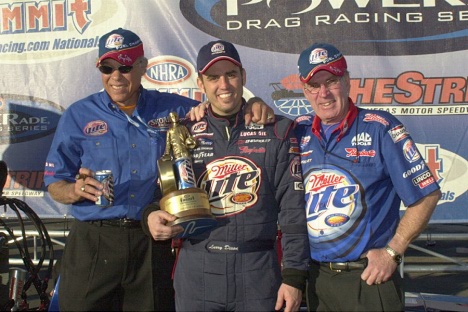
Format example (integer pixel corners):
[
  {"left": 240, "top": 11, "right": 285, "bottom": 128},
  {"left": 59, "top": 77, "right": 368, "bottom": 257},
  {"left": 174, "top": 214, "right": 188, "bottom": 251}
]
[
  {"left": 403, "top": 139, "right": 421, "bottom": 163},
  {"left": 148, "top": 116, "right": 171, "bottom": 130},
  {"left": 198, "top": 156, "right": 260, "bottom": 217},
  {"left": 294, "top": 181, "right": 304, "bottom": 191},
  {"left": 300, "top": 136, "right": 311, "bottom": 146},
  {"left": 352, "top": 132, "right": 372, "bottom": 146},
  {"left": 345, "top": 148, "right": 376, "bottom": 158},
  {"left": 325, "top": 214, "right": 350, "bottom": 227},
  {"left": 239, "top": 146, "right": 266, "bottom": 154},
  {"left": 388, "top": 124, "right": 409, "bottom": 143},
  {"left": 402, "top": 161, "right": 426, "bottom": 179},
  {"left": 246, "top": 123, "right": 264, "bottom": 130},
  {"left": 198, "top": 138, "right": 213, "bottom": 146},
  {"left": 289, "top": 146, "right": 300, "bottom": 154},
  {"left": 363, "top": 113, "right": 389, "bottom": 126},
  {"left": 290, "top": 156, "right": 302, "bottom": 179},
  {"left": 304, "top": 166, "right": 364, "bottom": 245},
  {"left": 83, "top": 120, "right": 108, "bottom": 136},
  {"left": 240, "top": 131, "right": 267, "bottom": 137},
  {"left": 193, "top": 132, "right": 214, "bottom": 138},
  {"left": 412, "top": 170, "right": 436, "bottom": 189},
  {"left": 295, "top": 115, "right": 312, "bottom": 123},
  {"left": 192, "top": 121, "right": 208, "bottom": 133}
]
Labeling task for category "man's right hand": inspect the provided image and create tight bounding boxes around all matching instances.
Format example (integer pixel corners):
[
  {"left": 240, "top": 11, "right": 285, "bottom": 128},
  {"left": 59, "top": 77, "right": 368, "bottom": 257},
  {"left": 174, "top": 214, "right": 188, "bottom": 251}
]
[
  {"left": 48, "top": 167, "right": 102, "bottom": 204},
  {"left": 147, "top": 210, "right": 184, "bottom": 240},
  {"left": 75, "top": 167, "right": 102, "bottom": 203}
]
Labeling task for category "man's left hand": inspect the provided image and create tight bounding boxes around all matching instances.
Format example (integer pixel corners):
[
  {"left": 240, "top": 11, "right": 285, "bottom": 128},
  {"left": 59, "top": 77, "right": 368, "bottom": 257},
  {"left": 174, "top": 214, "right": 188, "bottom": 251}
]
[
  {"left": 361, "top": 248, "right": 398, "bottom": 286},
  {"left": 186, "top": 101, "right": 209, "bottom": 121},
  {"left": 245, "top": 97, "right": 275, "bottom": 125},
  {"left": 275, "top": 283, "right": 302, "bottom": 312}
]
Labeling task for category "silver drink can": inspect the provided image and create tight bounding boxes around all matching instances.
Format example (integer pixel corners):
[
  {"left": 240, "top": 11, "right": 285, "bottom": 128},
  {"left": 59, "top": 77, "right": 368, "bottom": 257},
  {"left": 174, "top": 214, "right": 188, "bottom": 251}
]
[
  {"left": 9, "top": 267, "right": 27, "bottom": 310},
  {"left": 95, "top": 170, "right": 114, "bottom": 207}
]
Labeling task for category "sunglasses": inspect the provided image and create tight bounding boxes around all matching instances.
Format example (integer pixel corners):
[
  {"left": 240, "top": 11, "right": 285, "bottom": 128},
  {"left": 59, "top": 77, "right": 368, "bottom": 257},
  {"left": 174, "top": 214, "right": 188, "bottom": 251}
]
[{"left": 98, "top": 64, "right": 134, "bottom": 75}]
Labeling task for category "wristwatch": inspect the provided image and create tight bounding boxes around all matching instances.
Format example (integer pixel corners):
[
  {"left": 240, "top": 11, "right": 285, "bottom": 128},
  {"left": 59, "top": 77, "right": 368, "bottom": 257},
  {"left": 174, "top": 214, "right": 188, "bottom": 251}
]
[{"left": 385, "top": 245, "right": 402, "bottom": 265}]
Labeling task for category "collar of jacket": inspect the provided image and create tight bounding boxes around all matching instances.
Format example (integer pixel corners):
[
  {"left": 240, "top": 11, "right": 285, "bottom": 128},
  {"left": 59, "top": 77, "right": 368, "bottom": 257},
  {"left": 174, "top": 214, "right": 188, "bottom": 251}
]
[{"left": 311, "top": 97, "right": 358, "bottom": 142}]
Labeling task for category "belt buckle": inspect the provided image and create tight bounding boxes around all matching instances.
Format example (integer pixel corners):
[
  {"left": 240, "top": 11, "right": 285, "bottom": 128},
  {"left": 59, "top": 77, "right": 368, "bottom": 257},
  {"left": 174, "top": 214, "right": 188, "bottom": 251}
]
[
  {"left": 329, "top": 262, "right": 342, "bottom": 272},
  {"left": 121, "top": 218, "right": 136, "bottom": 227}
]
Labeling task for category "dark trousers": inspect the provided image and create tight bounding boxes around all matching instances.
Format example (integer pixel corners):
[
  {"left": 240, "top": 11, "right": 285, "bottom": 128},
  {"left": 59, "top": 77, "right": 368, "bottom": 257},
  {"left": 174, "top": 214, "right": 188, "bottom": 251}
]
[
  {"left": 307, "top": 261, "right": 404, "bottom": 312},
  {"left": 58, "top": 221, "right": 154, "bottom": 311},
  {"left": 152, "top": 239, "right": 176, "bottom": 311}
]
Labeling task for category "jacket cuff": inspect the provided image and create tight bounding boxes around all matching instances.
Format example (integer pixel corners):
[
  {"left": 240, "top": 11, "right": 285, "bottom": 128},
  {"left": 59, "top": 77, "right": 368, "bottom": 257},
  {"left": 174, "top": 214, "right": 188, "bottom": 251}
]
[
  {"left": 140, "top": 202, "right": 160, "bottom": 237},
  {"left": 281, "top": 268, "right": 309, "bottom": 291}
]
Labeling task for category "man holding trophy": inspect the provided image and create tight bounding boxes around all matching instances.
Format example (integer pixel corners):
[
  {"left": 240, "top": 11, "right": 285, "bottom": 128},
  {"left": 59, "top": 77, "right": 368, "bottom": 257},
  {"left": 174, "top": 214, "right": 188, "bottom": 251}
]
[{"left": 144, "top": 40, "right": 309, "bottom": 312}]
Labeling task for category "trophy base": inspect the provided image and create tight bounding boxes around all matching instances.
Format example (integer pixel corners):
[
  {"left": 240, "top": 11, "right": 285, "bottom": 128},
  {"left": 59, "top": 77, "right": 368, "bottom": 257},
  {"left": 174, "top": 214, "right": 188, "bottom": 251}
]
[
  {"left": 160, "top": 188, "right": 216, "bottom": 238},
  {"left": 169, "top": 214, "right": 217, "bottom": 238}
]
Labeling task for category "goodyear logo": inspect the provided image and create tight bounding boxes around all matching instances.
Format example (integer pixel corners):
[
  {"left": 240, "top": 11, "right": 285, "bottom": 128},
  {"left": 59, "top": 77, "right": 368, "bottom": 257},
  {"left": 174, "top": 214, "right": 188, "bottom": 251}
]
[
  {"left": 0, "top": 94, "right": 63, "bottom": 144},
  {"left": 145, "top": 58, "right": 192, "bottom": 85}
]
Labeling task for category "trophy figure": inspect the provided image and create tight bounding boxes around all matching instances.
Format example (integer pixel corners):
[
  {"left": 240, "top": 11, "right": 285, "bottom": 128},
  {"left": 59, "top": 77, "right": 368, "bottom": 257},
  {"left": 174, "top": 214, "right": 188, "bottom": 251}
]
[{"left": 157, "top": 112, "right": 216, "bottom": 238}]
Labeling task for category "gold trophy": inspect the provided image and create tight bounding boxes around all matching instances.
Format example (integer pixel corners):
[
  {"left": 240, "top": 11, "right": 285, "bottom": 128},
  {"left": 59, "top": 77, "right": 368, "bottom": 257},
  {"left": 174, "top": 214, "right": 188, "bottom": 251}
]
[{"left": 157, "top": 112, "right": 216, "bottom": 238}]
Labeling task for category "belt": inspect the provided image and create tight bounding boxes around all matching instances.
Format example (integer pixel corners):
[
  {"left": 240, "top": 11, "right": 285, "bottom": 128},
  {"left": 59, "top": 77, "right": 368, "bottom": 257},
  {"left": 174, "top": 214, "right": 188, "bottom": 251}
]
[
  {"left": 88, "top": 218, "right": 141, "bottom": 229},
  {"left": 312, "top": 258, "right": 368, "bottom": 272},
  {"left": 183, "top": 239, "right": 275, "bottom": 253}
]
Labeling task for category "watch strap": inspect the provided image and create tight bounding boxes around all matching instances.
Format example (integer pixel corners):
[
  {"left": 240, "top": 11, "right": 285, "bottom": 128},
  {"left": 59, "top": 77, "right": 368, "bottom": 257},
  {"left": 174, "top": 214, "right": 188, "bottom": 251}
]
[{"left": 385, "top": 245, "right": 402, "bottom": 264}]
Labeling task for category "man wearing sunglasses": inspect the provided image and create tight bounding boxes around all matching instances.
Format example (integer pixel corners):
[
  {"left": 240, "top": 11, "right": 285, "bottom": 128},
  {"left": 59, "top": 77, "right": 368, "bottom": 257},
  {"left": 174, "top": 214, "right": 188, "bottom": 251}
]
[
  {"left": 294, "top": 43, "right": 442, "bottom": 311},
  {"left": 43, "top": 28, "right": 274, "bottom": 311}
]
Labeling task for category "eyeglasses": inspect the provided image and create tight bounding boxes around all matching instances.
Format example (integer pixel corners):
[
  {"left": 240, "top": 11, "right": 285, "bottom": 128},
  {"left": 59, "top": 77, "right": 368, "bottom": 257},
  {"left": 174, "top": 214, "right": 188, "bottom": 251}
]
[
  {"left": 98, "top": 64, "right": 134, "bottom": 75},
  {"left": 303, "top": 77, "right": 343, "bottom": 94}
]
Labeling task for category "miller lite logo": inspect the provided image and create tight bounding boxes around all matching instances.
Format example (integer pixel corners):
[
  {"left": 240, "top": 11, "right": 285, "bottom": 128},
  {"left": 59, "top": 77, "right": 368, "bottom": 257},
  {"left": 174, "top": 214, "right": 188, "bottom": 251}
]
[
  {"left": 304, "top": 166, "right": 365, "bottom": 244},
  {"left": 403, "top": 139, "right": 421, "bottom": 163},
  {"left": 83, "top": 120, "right": 108, "bottom": 136},
  {"left": 198, "top": 156, "right": 261, "bottom": 217},
  {"left": 310, "top": 48, "right": 328, "bottom": 64},
  {"left": 105, "top": 34, "right": 124, "bottom": 49},
  {"left": 192, "top": 121, "right": 208, "bottom": 133},
  {"left": 211, "top": 43, "right": 226, "bottom": 55}
]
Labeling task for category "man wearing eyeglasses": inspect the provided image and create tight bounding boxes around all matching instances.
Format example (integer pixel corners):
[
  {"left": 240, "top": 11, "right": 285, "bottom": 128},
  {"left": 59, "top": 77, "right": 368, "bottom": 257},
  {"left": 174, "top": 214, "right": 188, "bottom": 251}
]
[
  {"left": 294, "top": 43, "right": 441, "bottom": 311},
  {"left": 43, "top": 28, "right": 274, "bottom": 311}
]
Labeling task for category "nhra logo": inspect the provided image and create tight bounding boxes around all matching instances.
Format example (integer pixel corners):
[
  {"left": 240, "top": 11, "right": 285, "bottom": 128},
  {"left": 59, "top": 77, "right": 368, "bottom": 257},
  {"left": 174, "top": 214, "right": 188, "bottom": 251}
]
[
  {"left": 145, "top": 57, "right": 192, "bottom": 85},
  {"left": 198, "top": 156, "right": 260, "bottom": 218},
  {"left": 84, "top": 120, "right": 108, "bottom": 136}
]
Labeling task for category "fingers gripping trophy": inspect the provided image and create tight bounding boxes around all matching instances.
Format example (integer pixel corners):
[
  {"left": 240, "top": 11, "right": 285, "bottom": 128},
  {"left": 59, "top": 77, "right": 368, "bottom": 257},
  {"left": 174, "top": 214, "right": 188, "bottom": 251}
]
[{"left": 157, "top": 112, "right": 216, "bottom": 238}]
